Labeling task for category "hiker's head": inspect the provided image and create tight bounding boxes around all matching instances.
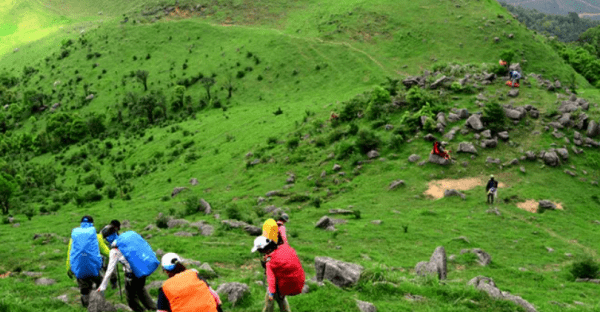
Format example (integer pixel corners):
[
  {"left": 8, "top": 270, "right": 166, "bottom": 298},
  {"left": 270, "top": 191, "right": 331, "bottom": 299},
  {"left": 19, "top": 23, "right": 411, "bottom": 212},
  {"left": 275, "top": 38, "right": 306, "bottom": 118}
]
[
  {"left": 110, "top": 219, "right": 121, "bottom": 232},
  {"left": 80, "top": 215, "right": 94, "bottom": 228},
  {"left": 490, "top": 174, "right": 494, "bottom": 180},
  {"left": 101, "top": 225, "right": 119, "bottom": 244},
  {"left": 251, "top": 236, "right": 277, "bottom": 254},
  {"left": 278, "top": 213, "right": 289, "bottom": 223},
  {"left": 161, "top": 253, "right": 186, "bottom": 277}
]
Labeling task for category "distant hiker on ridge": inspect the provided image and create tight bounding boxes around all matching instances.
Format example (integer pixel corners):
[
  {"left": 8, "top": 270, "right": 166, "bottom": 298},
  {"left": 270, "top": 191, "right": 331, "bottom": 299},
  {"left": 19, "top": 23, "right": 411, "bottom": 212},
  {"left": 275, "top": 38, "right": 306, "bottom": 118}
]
[
  {"left": 66, "top": 215, "right": 110, "bottom": 307},
  {"left": 486, "top": 175, "right": 499, "bottom": 204},
  {"left": 98, "top": 226, "right": 159, "bottom": 311},
  {"left": 156, "top": 252, "right": 223, "bottom": 312}
]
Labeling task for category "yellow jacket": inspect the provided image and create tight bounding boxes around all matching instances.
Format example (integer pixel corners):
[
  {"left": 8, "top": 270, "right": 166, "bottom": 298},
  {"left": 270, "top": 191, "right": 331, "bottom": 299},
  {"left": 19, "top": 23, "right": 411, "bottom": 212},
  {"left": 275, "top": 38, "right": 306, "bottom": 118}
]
[{"left": 66, "top": 233, "right": 110, "bottom": 273}]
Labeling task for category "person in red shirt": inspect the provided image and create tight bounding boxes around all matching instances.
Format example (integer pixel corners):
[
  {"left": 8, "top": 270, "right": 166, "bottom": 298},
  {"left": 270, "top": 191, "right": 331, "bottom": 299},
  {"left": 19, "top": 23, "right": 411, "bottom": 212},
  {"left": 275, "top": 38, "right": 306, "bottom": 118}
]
[
  {"left": 276, "top": 213, "right": 289, "bottom": 246},
  {"left": 251, "top": 236, "right": 305, "bottom": 312}
]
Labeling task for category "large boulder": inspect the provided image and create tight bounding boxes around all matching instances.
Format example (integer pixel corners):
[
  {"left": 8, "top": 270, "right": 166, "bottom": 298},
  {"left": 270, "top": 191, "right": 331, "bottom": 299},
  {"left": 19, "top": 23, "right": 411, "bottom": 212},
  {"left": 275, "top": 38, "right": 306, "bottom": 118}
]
[
  {"left": 437, "top": 112, "right": 447, "bottom": 126},
  {"left": 444, "top": 189, "right": 466, "bottom": 200},
  {"left": 428, "top": 153, "right": 450, "bottom": 166},
  {"left": 466, "top": 114, "right": 484, "bottom": 130},
  {"left": 555, "top": 148, "right": 569, "bottom": 160},
  {"left": 457, "top": 109, "right": 470, "bottom": 119},
  {"left": 543, "top": 151, "right": 560, "bottom": 167},
  {"left": 507, "top": 89, "right": 519, "bottom": 97},
  {"left": 529, "top": 109, "right": 539, "bottom": 119},
  {"left": 558, "top": 101, "right": 579, "bottom": 113},
  {"left": 199, "top": 199, "right": 212, "bottom": 214},
  {"left": 415, "top": 246, "right": 447, "bottom": 280},
  {"left": 468, "top": 276, "right": 537, "bottom": 312},
  {"left": 558, "top": 114, "right": 572, "bottom": 127},
  {"left": 505, "top": 109, "right": 524, "bottom": 120},
  {"left": 216, "top": 282, "right": 250, "bottom": 306},
  {"left": 447, "top": 113, "right": 461, "bottom": 122},
  {"left": 367, "top": 150, "right": 380, "bottom": 159},
  {"left": 458, "top": 142, "right": 477, "bottom": 154},
  {"left": 356, "top": 300, "right": 377, "bottom": 312},
  {"left": 587, "top": 120, "right": 599, "bottom": 138},
  {"left": 315, "top": 216, "right": 334, "bottom": 230},
  {"left": 539, "top": 200, "right": 557, "bottom": 210},
  {"left": 497, "top": 131, "right": 509, "bottom": 140},
  {"left": 315, "top": 256, "right": 364, "bottom": 287},
  {"left": 408, "top": 154, "right": 421, "bottom": 163},
  {"left": 481, "top": 138, "right": 498, "bottom": 149},
  {"left": 525, "top": 151, "right": 536, "bottom": 161},
  {"left": 167, "top": 219, "right": 190, "bottom": 229},
  {"left": 88, "top": 291, "right": 117, "bottom": 312}
]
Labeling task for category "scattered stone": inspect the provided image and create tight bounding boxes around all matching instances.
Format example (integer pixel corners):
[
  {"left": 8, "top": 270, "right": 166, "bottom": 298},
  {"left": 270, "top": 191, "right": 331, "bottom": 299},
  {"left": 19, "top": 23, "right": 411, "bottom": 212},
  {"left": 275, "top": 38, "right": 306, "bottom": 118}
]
[
  {"left": 385, "top": 124, "right": 394, "bottom": 131},
  {"left": 189, "top": 178, "right": 199, "bottom": 186},
  {"left": 266, "top": 190, "right": 281, "bottom": 197},
  {"left": 487, "top": 207, "right": 501, "bottom": 216},
  {"left": 190, "top": 222, "right": 214, "bottom": 236},
  {"left": 546, "top": 247, "right": 554, "bottom": 253},
  {"left": 173, "top": 231, "right": 194, "bottom": 237},
  {"left": 286, "top": 174, "right": 296, "bottom": 184},
  {"left": 216, "top": 282, "right": 250, "bottom": 306},
  {"left": 481, "top": 138, "right": 498, "bottom": 149},
  {"left": 468, "top": 276, "right": 537, "bottom": 312},
  {"left": 428, "top": 153, "right": 451, "bottom": 166},
  {"left": 35, "top": 278, "right": 56, "bottom": 285},
  {"left": 314, "top": 256, "right": 364, "bottom": 287},
  {"left": 114, "top": 303, "right": 133, "bottom": 311},
  {"left": 497, "top": 131, "right": 509, "bottom": 140},
  {"left": 329, "top": 209, "right": 353, "bottom": 215},
  {"left": 167, "top": 219, "right": 190, "bottom": 229},
  {"left": 367, "top": 150, "right": 380, "bottom": 159},
  {"left": 466, "top": 114, "right": 484, "bottom": 130},
  {"left": 55, "top": 294, "right": 68, "bottom": 303},
  {"left": 520, "top": 166, "right": 526, "bottom": 173},
  {"left": 171, "top": 187, "right": 188, "bottom": 198},
  {"left": 529, "top": 109, "right": 539, "bottom": 118},
  {"left": 461, "top": 248, "right": 492, "bottom": 266},
  {"left": 333, "top": 164, "right": 342, "bottom": 171},
  {"left": 315, "top": 216, "right": 333, "bottom": 229},
  {"left": 542, "top": 151, "right": 560, "bottom": 167},
  {"left": 389, "top": 180, "right": 405, "bottom": 190},
  {"left": 458, "top": 142, "right": 478, "bottom": 154},
  {"left": 85, "top": 94, "right": 95, "bottom": 101},
  {"left": 415, "top": 246, "right": 447, "bottom": 280},
  {"left": 22, "top": 271, "right": 43, "bottom": 278},
  {"left": 486, "top": 157, "right": 501, "bottom": 164},
  {"left": 408, "top": 154, "right": 421, "bottom": 163},
  {"left": 587, "top": 120, "right": 599, "bottom": 138},
  {"left": 356, "top": 300, "right": 377, "bottom": 312},
  {"left": 453, "top": 236, "right": 470, "bottom": 244},
  {"left": 564, "top": 170, "right": 576, "bottom": 177},
  {"left": 525, "top": 151, "right": 536, "bottom": 160},
  {"left": 88, "top": 291, "right": 117, "bottom": 312},
  {"left": 371, "top": 220, "right": 382, "bottom": 225},
  {"left": 444, "top": 189, "right": 466, "bottom": 200},
  {"left": 508, "top": 89, "right": 519, "bottom": 97},
  {"left": 539, "top": 200, "right": 557, "bottom": 210}
]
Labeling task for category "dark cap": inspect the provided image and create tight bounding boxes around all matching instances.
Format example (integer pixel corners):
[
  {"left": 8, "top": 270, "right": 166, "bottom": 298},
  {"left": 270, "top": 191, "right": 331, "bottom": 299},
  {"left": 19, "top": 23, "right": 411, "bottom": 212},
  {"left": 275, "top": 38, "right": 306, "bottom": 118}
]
[
  {"left": 81, "top": 215, "right": 94, "bottom": 223},
  {"left": 110, "top": 220, "right": 121, "bottom": 230}
]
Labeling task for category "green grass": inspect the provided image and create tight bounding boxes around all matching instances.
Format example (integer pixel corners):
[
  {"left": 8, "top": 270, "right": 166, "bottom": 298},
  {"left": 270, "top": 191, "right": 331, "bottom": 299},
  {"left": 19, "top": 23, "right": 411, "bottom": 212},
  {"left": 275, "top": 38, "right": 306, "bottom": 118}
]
[{"left": 1, "top": 0, "right": 600, "bottom": 311}]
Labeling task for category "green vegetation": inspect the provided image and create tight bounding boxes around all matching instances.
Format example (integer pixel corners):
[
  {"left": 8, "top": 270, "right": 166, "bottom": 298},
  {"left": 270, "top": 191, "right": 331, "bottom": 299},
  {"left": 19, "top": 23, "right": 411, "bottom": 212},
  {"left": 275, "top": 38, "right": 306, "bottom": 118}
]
[{"left": 0, "top": 0, "right": 600, "bottom": 311}]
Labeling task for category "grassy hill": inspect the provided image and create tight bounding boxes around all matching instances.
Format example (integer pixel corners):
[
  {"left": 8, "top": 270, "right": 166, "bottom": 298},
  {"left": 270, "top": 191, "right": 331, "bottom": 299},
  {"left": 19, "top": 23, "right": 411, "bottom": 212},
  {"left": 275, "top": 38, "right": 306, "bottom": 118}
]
[
  {"left": 1, "top": 0, "right": 600, "bottom": 311},
  {"left": 497, "top": 0, "right": 600, "bottom": 17}
]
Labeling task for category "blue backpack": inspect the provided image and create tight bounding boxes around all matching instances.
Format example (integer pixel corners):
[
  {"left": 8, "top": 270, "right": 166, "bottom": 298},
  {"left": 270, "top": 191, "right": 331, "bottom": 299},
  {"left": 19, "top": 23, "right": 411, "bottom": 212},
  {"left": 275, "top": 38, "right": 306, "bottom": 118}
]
[
  {"left": 116, "top": 231, "right": 159, "bottom": 278},
  {"left": 70, "top": 225, "right": 103, "bottom": 279}
]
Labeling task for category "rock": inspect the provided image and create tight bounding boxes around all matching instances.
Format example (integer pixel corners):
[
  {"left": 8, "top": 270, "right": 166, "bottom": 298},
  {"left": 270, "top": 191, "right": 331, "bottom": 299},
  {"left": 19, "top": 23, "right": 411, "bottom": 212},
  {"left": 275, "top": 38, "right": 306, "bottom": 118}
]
[
  {"left": 520, "top": 166, "right": 526, "bottom": 173},
  {"left": 555, "top": 148, "right": 569, "bottom": 160},
  {"left": 458, "top": 142, "right": 478, "bottom": 154},
  {"left": 408, "top": 154, "right": 421, "bottom": 163},
  {"left": 145, "top": 280, "right": 164, "bottom": 290},
  {"left": 587, "top": 121, "right": 599, "bottom": 138},
  {"left": 508, "top": 33, "right": 514, "bottom": 39},
  {"left": 22, "top": 271, "right": 43, "bottom": 277},
  {"left": 546, "top": 247, "right": 554, "bottom": 253},
  {"left": 444, "top": 127, "right": 459, "bottom": 140},
  {"left": 371, "top": 220, "right": 382, "bottom": 225},
  {"left": 503, "top": 158, "right": 519, "bottom": 166},
  {"left": 509, "top": 63, "right": 521, "bottom": 72},
  {"left": 487, "top": 207, "right": 501, "bottom": 216},
  {"left": 55, "top": 294, "right": 68, "bottom": 303},
  {"left": 88, "top": 291, "right": 117, "bottom": 312},
  {"left": 199, "top": 263, "right": 216, "bottom": 276},
  {"left": 316, "top": 216, "right": 333, "bottom": 229},
  {"left": 437, "top": 112, "right": 447, "bottom": 126},
  {"left": 245, "top": 152, "right": 253, "bottom": 158},
  {"left": 415, "top": 246, "right": 447, "bottom": 280},
  {"left": 529, "top": 109, "right": 539, "bottom": 119},
  {"left": 333, "top": 164, "right": 342, "bottom": 171},
  {"left": 356, "top": 300, "right": 377, "bottom": 312},
  {"left": 444, "top": 189, "right": 466, "bottom": 200},
  {"left": 173, "top": 231, "right": 195, "bottom": 237},
  {"left": 468, "top": 276, "right": 537, "bottom": 312},
  {"left": 418, "top": 161, "right": 427, "bottom": 166},
  {"left": 198, "top": 198, "right": 212, "bottom": 214},
  {"left": 447, "top": 113, "right": 460, "bottom": 122},
  {"left": 481, "top": 138, "right": 498, "bottom": 149},
  {"left": 171, "top": 187, "right": 188, "bottom": 198},
  {"left": 367, "top": 150, "right": 380, "bottom": 159},
  {"left": 50, "top": 102, "right": 61, "bottom": 112},
  {"left": 266, "top": 190, "right": 281, "bottom": 197},
  {"left": 314, "top": 256, "right": 364, "bottom": 287},
  {"left": 216, "top": 282, "right": 250, "bottom": 306},
  {"left": 486, "top": 157, "right": 501, "bottom": 164},
  {"left": 189, "top": 178, "right": 199, "bottom": 186},
  {"left": 494, "top": 37, "right": 500, "bottom": 43},
  {"left": 497, "top": 131, "right": 509, "bottom": 140},
  {"left": 385, "top": 124, "right": 394, "bottom": 130},
  {"left": 525, "top": 151, "right": 536, "bottom": 160},
  {"left": 221, "top": 220, "right": 261, "bottom": 235},
  {"left": 428, "top": 153, "right": 450, "bottom": 166},
  {"left": 403, "top": 76, "right": 421, "bottom": 88},
  {"left": 481, "top": 130, "right": 492, "bottom": 139},
  {"left": 329, "top": 209, "right": 354, "bottom": 215},
  {"left": 505, "top": 109, "right": 524, "bottom": 120},
  {"left": 542, "top": 151, "right": 560, "bottom": 167},
  {"left": 539, "top": 200, "right": 557, "bottom": 210},
  {"left": 389, "top": 180, "right": 405, "bottom": 190},
  {"left": 565, "top": 170, "right": 577, "bottom": 176},
  {"left": 461, "top": 248, "right": 492, "bottom": 266},
  {"left": 114, "top": 303, "right": 132, "bottom": 311},
  {"left": 167, "top": 219, "right": 190, "bottom": 229},
  {"left": 457, "top": 109, "right": 470, "bottom": 119},
  {"left": 257, "top": 196, "right": 266, "bottom": 204},
  {"left": 423, "top": 134, "right": 436, "bottom": 141},
  {"left": 35, "top": 278, "right": 56, "bottom": 285},
  {"left": 250, "top": 159, "right": 260, "bottom": 166},
  {"left": 430, "top": 75, "right": 448, "bottom": 89},
  {"left": 144, "top": 224, "right": 157, "bottom": 231},
  {"left": 190, "top": 222, "right": 214, "bottom": 236},
  {"left": 508, "top": 89, "right": 519, "bottom": 97},
  {"left": 85, "top": 94, "right": 95, "bottom": 101},
  {"left": 466, "top": 114, "right": 484, "bottom": 130},
  {"left": 286, "top": 174, "right": 296, "bottom": 184},
  {"left": 320, "top": 171, "right": 327, "bottom": 178}
]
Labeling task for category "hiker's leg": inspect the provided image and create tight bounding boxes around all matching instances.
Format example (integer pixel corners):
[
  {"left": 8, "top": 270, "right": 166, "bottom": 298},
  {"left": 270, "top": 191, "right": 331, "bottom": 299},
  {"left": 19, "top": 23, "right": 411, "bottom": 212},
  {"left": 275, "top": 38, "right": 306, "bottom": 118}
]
[
  {"left": 125, "top": 275, "right": 145, "bottom": 312},
  {"left": 77, "top": 277, "right": 93, "bottom": 307},
  {"left": 262, "top": 292, "right": 275, "bottom": 312},
  {"left": 136, "top": 276, "right": 157, "bottom": 310},
  {"left": 275, "top": 293, "right": 291, "bottom": 312}
]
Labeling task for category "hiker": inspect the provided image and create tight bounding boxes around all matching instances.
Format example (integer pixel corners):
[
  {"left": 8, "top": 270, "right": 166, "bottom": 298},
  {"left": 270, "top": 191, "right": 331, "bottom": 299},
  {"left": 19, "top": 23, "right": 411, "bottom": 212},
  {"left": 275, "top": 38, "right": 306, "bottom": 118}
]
[
  {"left": 97, "top": 226, "right": 159, "bottom": 312},
  {"left": 100, "top": 220, "right": 121, "bottom": 290},
  {"left": 486, "top": 175, "right": 499, "bottom": 204},
  {"left": 276, "top": 213, "right": 289, "bottom": 246},
  {"left": 156, "top": 253, "right": 223, "bottom": 312},
  {"left": 431, "top": 141, "right": 450, "bottom": 160},
  {"left": 66, "top": 215, "right": 110, "bottom": 307},
  {"left": 509, "top": 70, "right": 521, "bottom": 88},
  {"left": 251, "top": 235, "right": 305, "bottom": 312}
]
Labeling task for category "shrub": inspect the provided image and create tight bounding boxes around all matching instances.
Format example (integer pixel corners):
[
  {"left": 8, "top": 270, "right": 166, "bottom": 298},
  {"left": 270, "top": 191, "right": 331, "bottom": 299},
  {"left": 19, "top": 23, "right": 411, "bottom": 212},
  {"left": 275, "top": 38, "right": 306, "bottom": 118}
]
[
  {"left": 83, "top": 173, "right": 98, "bottom": 185},
  {"left": 286, "top": 137, "right": 300, "bottom": 150},
  {"left": 106, "top": 186, "right": 118, "bottom": 199},
  {"left": 328, "top": 129, "right": 345, "bottom": 144},
  {"left": 347, "top": 123, "right": 359, "bottom": 136},
  {"left": 570, "top": 257, "right": 599, "bottom": 280},
  {"left": 23, "top": 206, "right": 35, "bottom": 221},
  {"left": 82, "top": 162, "right": 93, "bottom": 172},
  {"left": 315, "top": 137, "right": 326, "bottom": 147},
  {"left": 236, "top": 71, "right": 245, "bottom": 79},
  {"left": 183, "top": 195, "right": 199, "bottom": 216},
  {"left": 185, "top": 152, "right": 199, "bottom": 162},
  {"left": 312, "top": 197, "right": 321, "bottom": 208},
  {"left": 84, "top": 190, "right": 102, "bottom": 202},
  {"left": 285, "top": 194, "right": 311, "bottom": 203},
  {"left": 336, "top": 141, "right": 357, "bottom": 160},
  {"left": 339, "top": 95, "right": 368, "bottom": 122},
  {"left": 273, "top": 107, "right": 283, "bottom": 115},
  {"left": 450, "top": 82, "right": 463, "bottom": 92},
  {"left": 482, "top": 102, "right": 506, "bottom": 133},
  {"left": 388, "top": 134, "right": 404, "bottom": 150},
  {"left": 94, "top": 179, "right": 105, "bottom": 189},
  {"left": 353, "top": 209, "right": 361, "bottom": 219},
  {"left": 225, "top": 203, "right": 242, "bottom": 220},
  {"left": 356, "top": 130, "right": 381, "bottom": 154},
  {"left": 254, "top": 206, "right": 266, "bottom": 218},
  {"left": 267, "top": 137, "right": 278, "bottom": 145},
  {"left": 156, "top": 214, "right": 170, "bottom": 229}
]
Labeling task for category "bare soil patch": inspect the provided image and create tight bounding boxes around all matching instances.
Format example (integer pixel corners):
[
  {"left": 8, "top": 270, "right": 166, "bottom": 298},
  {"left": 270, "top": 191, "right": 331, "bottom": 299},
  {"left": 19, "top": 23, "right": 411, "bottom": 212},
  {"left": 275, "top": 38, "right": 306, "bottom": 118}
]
[
  {"left": 424, "top": 177, "right": 507, "bottom": 199},
  {"left": 516, "top": 200, "right": 563, "bottom": 213}
]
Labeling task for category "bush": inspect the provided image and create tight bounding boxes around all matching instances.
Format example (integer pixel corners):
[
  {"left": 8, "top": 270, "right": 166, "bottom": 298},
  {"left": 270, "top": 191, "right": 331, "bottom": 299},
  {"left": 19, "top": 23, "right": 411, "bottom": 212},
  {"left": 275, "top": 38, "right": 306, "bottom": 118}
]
[
  {"left": 312, "top": 197, "right": 321, "bottom": 208},
  {"left": 388, "top": 134, "right": 404, "bottom": 150},
  {"left": 156, "top": 214, "right": 170, "bottom": 229},
  {"left": 106, "top": 186, "right": 118, "bottom": 199},
  {"left": 328, "top": 129, "right": 345, "bottom": 144},
  {"left": 353, "top": 209, "right": 361, "bottom": 219},
  {"left": 94, "top": 179, "right": 105, "bottom": 189},
  {"left": 356, "top": 130, "right": 381, "bottom": 154},
  {"left": 185, "top": 152, "right": 199, "bottom": 162},
  {"left": 339, "top": 94, "right": 369, "bottom": 122},
  {"left": 83, "top": 173, "right": 98, "bottom": 185},
  {"left": 285, "top": 194, "right": 311, "bottom": 204},
  {"left": 84, "top": 190, "right": 102, "bottom": 202},
  {"left": 347, "top": 123, "right": 359, "bottom": 136},
  {"left": 267, "top": 137, "right": 278, "bottom": 145},
  {"left": 570, "top": 257, "right": 599, "bottom": 280},
  {"left": 286, "top": 137, "right": 300, "bottom": 150},
  {"left": 183, "top": 195, "right": 199, "bottom": 216},
  {"left": 482, "top": 102, "right": 506, "bottom": 133},
  {"left": 365, "top": 86, "right": 390, "bottom": 120},
  {"left": 225, "top": 203, "right": 242, "bottom": 220},
  {"left": 336, "top": 141, "right": 357, "bottom": 160}
]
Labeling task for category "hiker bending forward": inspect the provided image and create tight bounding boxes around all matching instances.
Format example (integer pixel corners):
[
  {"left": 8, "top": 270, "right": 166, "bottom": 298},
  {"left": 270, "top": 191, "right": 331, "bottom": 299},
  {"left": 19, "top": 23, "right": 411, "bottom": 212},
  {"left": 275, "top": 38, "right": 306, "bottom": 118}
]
[
  {"left": 98, "top": 226, "right": 157, "bottom": 312},
  {"left": 252, "top": 236, "right": 305, "bottom": 312},
  {"left": 510, "top": 70, "right": 521, "bottom": 87},
  {"left": 486, "top": 175, "right": 499, "bottom": 204},
  {"left": 157, "top": 253, "right": 223, "bottom": 312}
]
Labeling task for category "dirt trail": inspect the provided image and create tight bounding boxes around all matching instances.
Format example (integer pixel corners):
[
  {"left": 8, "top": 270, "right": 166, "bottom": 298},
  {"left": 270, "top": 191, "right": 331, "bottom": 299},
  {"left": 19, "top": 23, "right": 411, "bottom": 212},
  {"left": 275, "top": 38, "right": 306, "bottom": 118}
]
[
  {"left": 425, "top": 177, "right": 507, "bottom": 199},
  {"left": 516, "top": 199, "right": 563, "bottom": 213}
]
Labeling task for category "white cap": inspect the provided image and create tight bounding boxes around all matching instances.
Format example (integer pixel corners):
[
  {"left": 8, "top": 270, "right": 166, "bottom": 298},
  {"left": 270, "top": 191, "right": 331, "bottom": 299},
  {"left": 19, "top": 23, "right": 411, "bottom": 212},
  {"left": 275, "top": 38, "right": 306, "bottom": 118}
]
[
  {"left": 161, "top": 252, "right": 181, "bottom": 271},
  {"left": 251, "top": 236, "right": 271, "bottom": 253}
]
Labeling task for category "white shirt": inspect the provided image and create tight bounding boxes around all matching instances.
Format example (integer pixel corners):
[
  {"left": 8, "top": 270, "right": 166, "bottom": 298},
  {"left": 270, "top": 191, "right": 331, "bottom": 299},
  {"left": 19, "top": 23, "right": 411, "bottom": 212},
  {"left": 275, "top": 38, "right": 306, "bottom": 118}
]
[{"left": 98, "top": 246, "right": 132, "bottom": 292}]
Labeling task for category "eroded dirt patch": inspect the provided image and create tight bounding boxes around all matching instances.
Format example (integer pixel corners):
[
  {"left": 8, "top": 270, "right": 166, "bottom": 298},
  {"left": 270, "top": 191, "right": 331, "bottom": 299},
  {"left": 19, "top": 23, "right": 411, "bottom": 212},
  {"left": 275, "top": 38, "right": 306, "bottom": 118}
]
[
  {"left": 517, "top": 200, "right": 563, "bottom": 213},
  {"left": 424, "top": 177, "right": 507, "bottom": 199}
]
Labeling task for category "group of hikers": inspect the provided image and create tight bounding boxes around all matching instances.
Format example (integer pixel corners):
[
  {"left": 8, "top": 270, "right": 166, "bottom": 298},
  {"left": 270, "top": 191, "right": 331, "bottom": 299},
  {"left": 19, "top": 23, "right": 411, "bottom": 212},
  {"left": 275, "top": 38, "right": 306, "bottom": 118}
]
[{"left": 67, "top": 213, "right": 303, "bottom": 312}]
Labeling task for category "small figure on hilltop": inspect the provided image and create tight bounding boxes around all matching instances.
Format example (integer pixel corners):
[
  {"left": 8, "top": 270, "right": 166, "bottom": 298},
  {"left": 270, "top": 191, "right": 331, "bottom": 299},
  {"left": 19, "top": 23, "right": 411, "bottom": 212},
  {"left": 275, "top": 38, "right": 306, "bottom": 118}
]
[
  {"left": 156, "top": 252, "right": 223, "bottom": 312},
  {"left": 253, "top": 219, "right": 305, "bottom": 312},
  {"left": 486, "top": 175, "right": 499, "bottom": 204},
  {"left": 66, "top": 215, "right": 110, "bottom": 307},
  {"left": 431, "top": 141, "right": 451, "bottom": 160}
]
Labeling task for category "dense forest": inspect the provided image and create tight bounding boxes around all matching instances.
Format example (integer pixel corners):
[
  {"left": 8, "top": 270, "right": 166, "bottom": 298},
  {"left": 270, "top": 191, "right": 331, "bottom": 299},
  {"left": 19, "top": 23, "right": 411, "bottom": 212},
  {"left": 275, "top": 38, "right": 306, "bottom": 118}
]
[{"left": 500, "top": 3, "right": 600, "bottom": 42}]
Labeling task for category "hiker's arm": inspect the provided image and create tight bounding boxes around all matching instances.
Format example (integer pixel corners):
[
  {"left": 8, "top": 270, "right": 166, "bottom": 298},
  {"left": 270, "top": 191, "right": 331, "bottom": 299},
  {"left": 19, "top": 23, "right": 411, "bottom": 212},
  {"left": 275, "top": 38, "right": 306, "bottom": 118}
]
[
  {"left": 266, "top": 262, "right": 276, "bottom": 295},
  {"left": 97, "top": 234, "right": 110, "bottom": 258},
  {"left": 98, "top": 249, "right": 118, "bottom": 292},
  {"left": 196, "top": 272, "right": 222, "bottom": 305},
  {"left": 279, "top": 226, "right": 288, "bottom": 244},
  {"left": 156, "top": 287, "right": 171, "bottom": 312},
  {"left": 66, "top": 239, "right": 73, "bottom": 273}
]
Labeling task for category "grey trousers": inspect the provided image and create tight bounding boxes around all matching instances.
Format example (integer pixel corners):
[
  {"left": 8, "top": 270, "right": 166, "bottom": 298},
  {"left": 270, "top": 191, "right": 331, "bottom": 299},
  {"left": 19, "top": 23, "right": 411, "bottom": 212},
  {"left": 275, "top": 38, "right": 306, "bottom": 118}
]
[
  {"left": 263, "top": 291, "right": 291, "bottom": 312},
  {"left": 124, "top": 274, "right": 156, "bottom": 312},
  {"left": 77, "top": 275, "right": 103, "bottom": 307}
]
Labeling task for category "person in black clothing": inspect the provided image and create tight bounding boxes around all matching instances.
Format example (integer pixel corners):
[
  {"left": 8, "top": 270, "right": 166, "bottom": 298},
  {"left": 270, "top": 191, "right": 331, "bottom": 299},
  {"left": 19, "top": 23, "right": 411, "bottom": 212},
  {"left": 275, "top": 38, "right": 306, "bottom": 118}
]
[{"left": 486, "top": 175, "right": 499, "bottom": 204}]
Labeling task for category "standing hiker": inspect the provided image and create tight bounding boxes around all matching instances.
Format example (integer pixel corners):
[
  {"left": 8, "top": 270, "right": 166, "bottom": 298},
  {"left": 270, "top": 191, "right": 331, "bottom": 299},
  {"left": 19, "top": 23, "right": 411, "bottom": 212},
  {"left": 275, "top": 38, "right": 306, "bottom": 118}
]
[
  {"left": 276, "top": 214, "right": 289, "bottom": 246},
  {"left": 97, "top": 226, "right": 159, "bottom": 312},
  {"left": 509, "top": 70, "right": 522, "bottom": 87},
  {"left": 156, "top": 253, "right": 223, "bottom": 312},
  {"left": 66, "top": 215, "right": 110, "bottom": 307},
  {"left": 251, "top": 235, "right": 305, "bottom": 312},
  {"left": 486, "top": 175, "right": 499, "bottom": 204},
  {"left": 100, "top": 220, "right": 121, "bottom": 290}
]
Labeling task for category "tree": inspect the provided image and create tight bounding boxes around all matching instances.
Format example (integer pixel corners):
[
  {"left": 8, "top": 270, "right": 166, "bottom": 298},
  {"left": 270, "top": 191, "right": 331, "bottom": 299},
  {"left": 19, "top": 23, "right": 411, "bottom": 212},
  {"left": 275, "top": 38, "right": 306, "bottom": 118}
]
[
  {"left": 201, "top": 77, "right": 216, "bottom": 100},
  {"left": 132, "top": 91, "right": 166, "bottom": 124},
  {"left": 223, "top": 75, "right": 235, "bottom": 99},
  {"left": 86, "top": 113, "right": 106, "bottom": 138},
  {"left": 136, "top": 70, "right": 149, "bottom": 91},
  {"left": 171, "top": 85, "right": 186, "bottom": 111},
  {"left": 482, "top": 101, "right": 506, "bottom": 133},
  {"left": 0, "top": 175, "right": 16, "bottom": 215}
]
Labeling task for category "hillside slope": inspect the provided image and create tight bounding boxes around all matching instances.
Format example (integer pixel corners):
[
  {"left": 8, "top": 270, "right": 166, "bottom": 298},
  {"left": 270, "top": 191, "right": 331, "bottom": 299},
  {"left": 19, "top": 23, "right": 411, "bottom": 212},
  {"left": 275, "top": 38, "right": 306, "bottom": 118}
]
[
  {"left": 1, "top": 0, "right": 600, "bottom": 312},
  {"left": 498, "top": 0, "right": 600, "bottom": 17}
]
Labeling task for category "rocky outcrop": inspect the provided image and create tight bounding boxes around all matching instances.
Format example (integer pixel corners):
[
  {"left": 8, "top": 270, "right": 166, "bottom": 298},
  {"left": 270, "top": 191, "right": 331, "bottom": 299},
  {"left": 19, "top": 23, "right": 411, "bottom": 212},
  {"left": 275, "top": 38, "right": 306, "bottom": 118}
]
[
  {"left": 415, "top": 246, "right": 447, "bottom": 280},
  {"left": 315, "top": 256, "right": 364, "bottom": 287},
  {"left": 389, "top": 180, "right": 405, "bottom": 190},
  {"left": 468, "top": 276, "right": 537, "bottom": 312},
  {"left": 458, "top": 142, "right": 477, "bottom": 154},
  {"left": 460, "top": 249, "right": 492, "bottom": 266},
  {"left": 408, "top": 154, "right": 421, "bottom": 163},
  {"left": 171, "top": 187, "right": 188, "bottom": 198},
  {"left": 88, "top": 291, "right": 117, "bottom": 312},
  {"left": 466, "top": 114, "right": 484, "bottom": 130},
  {"left": 444, "top": 189, "right": 466, "bottom": 200},
  {"left": 539, "top": 200, "right": 557, "bottom": 210},
  {"left": 428, "top": 153, "right": 450, "bottom": 166},
  {"left": 587, "top": 120, "right": 599, "bottom": 138},
  {"left": 217, "top": 282, "right": 250, "bottom": 306}
]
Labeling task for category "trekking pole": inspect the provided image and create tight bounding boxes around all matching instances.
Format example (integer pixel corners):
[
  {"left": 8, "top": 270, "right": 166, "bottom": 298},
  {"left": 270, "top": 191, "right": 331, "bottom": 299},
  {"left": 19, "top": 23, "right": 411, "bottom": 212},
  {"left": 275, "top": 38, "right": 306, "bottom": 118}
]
[{"left": 116, "top": 263, "right": 123, "bottom": 302}]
